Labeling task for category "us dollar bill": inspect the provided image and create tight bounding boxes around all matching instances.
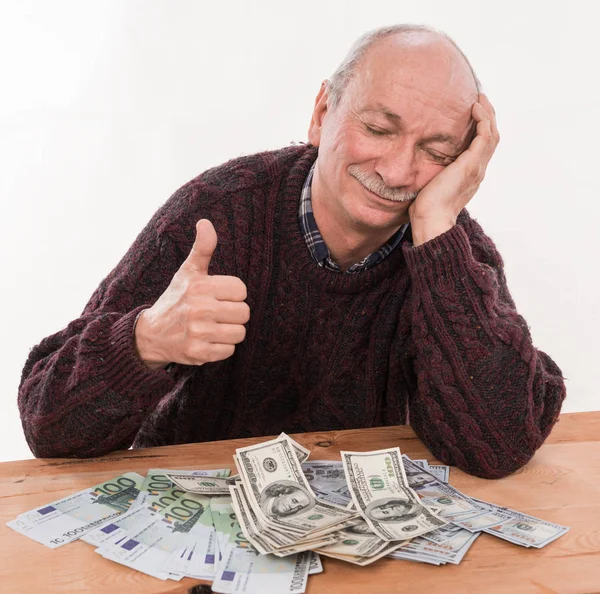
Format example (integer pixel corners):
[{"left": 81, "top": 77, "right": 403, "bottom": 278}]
[
  {"left": 401, "top": 456, "right": 480, "bottom": 517},
  {"left": 482, "top": 509, "right": 570, "bottom": 548},
  {"left": 132, "top": 468, "right": 230, "bottom": 511},
  {"left": 235, "top": 435, "right": 355, "bottom": 538},
  {"left": 164, "top": 474, "right": 233, "bottom": 495},
  {"left": 390, "top": 530, "right": 479, "bottom": 565},
  {"left": 317, "top": 539, "right": 406, "bottom": 566},
  {"left": 427, "top": 465, "right": 450, "bottom": 483},
  {"left": 408, "top": 458, "right": 450, "bottom": 483},
  {"left": 302, "top": 461, "right": 352, "bottom": 506},
  {"left": 315, "top": 518, "right": 390, "bottom": 558},
  {"left": 341, "top": 448, "right": 447, "bottom": 541}
]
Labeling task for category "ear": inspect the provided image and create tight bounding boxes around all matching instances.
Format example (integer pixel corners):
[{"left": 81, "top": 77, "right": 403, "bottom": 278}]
[{"left": 307, "top": 80, "right": 329, "bottom": 147}]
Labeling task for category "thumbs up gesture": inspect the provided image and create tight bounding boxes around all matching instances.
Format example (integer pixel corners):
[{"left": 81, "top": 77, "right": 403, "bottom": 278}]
[{"left": 134, "top": 219, "right": 250, "bottom": 369}]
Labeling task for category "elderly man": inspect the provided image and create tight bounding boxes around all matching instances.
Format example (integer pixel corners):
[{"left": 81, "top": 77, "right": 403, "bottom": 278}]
[{"left": 18, "top": 24, "right": 565, "bottom": 478}]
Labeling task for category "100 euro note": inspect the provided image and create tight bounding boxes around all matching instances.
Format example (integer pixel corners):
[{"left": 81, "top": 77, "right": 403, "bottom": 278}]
[
  {"left": 210, "top": 495, "right": 237, "bottom": 564},
  {"left": 341, "top": 448, "right": 447, "bottom": 541},
  {"left": 162, "top": 497, "right": 219, "bottom": 579},
  {"left": 6, "top": 472, "right": 144, "bottom": 548},
  {"left": 212, "top": 518, "right": 311, "bottom": 594},
  {"left": 97, "top": 489, "right": 214, "bottom": 581}
]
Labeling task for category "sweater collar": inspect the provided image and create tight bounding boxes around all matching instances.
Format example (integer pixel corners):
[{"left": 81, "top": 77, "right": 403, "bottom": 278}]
[{"left": 281, "top": 144, "right": 407, "bottom": 294}]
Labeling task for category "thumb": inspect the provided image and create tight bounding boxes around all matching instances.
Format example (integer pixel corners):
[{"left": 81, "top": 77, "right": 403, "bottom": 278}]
[{"left": 183, "top": 219, "right": 218, "bottom": 275}]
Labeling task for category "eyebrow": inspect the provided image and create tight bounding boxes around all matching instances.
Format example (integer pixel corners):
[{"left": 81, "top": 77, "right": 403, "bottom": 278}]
[{"left": 361, "top": 106, "right": 464, "bottom": 151}]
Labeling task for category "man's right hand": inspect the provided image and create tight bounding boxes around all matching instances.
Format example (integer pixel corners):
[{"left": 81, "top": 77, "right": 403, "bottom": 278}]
[{"left": 134, "top": 219, "right": 250, "bottom": 370}]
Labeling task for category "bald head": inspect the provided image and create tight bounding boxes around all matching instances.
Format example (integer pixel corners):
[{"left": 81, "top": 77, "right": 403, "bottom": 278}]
[{"left": 327, "top": 25, "right": 480, "bottom": 111}]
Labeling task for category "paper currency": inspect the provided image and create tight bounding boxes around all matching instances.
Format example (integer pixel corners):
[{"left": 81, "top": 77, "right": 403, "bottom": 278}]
[
  {"left": 211, "top": 519, "right": 311, "bottom": 594},
  {"left": 165, "top": 474, "right": 233, "bottom": 495},
  {"left": 97, "top": 490, "right": 212, "bottom": 580},
  {"left": 389, "top": 530, "right": 479, "bottom": 565},
  {"left": 210, "top": 495, "right": 237, "bottom": 560},
  {"left": 427, "top": 465, "right": 450, "bottom": 483},
  {"left": 7, "top": 436, "right": 572, "bottom": 589},
  {"left": 308, "top": 551, "right": 323, "bottom": 574},
  {"left": 317, "top": 540, "right": 406, "bottom": 566},
  {"left": 81, "top": 504, "right": 158, "bottom": 548},
  {"left": 482, "top": 509, "right": 570, "bottom": 548},
  {"left": 164, "top": 505, "right": 218, "bottom": 578},
  {"left": 235, "top": 435, "right": 355, "bottom": 538},
  {"left": 341, "top": 448, "right": 447, "bottom": 541},
  {"left": 132, "top": 468, "right": 230, "bottom": 510},
  {"left": 409, "top": 459, "right": 450, "bottom": 483},
  {"left": 316, "top": 519, "right": 391, "bottom": 558},
  {"left": 302, "top": 461, "right": 352, "bottom": 506},
  {"left": 7, "top": 472, "right": 144, "bottom": 548},
  {"left": 402, "top": 456, "right": 480, "bottom": 518}
]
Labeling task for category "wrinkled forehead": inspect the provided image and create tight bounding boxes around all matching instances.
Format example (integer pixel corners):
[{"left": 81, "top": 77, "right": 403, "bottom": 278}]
[{"left": 347, "top": 34, "right": 478, "bottom": 122}]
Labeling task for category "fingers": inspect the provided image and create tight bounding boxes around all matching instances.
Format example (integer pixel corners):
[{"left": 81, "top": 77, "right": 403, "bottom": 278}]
[
  {"left": 183, "top": 219, "right": 218, "bottom": 275},
  {"left": 478, "top": 93, "right": 500, "bottom": 142},
  {"left": 203, "top": 343, "right": 236, "bottom": 364},
  {"left": 465, "top": 99, "right": 497, "bottom": 168},
  {"left": 215, "top": 300, "right": 251, "bottom": 325},
  {"left": 183, "top": 322, "right": 243, "bottom": 365},
  {"left": 192, "top": 275, "right": 247, "bottom": 302},
  {"left": 210, "top": 323, "right": 247, "bottom": 344}
]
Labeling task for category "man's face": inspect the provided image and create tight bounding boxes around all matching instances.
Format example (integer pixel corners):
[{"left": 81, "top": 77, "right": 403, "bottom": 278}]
[
  {"left": 271, "top": 488, "right": 311, "bottom": 516},
  {"left": 308, "top": 33, "right": 477, "bottom": 233}
]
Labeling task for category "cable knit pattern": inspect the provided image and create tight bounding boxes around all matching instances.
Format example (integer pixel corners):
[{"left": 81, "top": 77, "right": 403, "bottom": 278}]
[{"left": 18, "top": 143, "right": 566, "bottom": 478}]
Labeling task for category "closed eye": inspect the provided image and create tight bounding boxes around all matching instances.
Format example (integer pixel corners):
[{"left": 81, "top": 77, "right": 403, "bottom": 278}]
[
  {"left": 365, "top": 125, "right": 390, "bottom": 136},
  {"left": 427, "top": 152, "right": 449, "bottom": 164},
  {"left": 366, "top": 124, "right": 454, "bottom": 164}
]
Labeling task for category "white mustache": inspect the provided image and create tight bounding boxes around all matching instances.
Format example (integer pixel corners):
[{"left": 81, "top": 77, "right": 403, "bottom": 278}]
[{"left": 348, "top": 165, "right": 418, "bottom": 203}]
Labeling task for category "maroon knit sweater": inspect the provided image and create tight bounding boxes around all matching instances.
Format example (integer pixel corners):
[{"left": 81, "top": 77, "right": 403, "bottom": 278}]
[{"left": 18, "top": 144, "right": 566, "bottom": 479}]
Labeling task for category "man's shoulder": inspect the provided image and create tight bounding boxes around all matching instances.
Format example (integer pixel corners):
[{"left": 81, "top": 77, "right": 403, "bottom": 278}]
[{"left": 189, "top": 142, "right": 315, "bottom": 195}]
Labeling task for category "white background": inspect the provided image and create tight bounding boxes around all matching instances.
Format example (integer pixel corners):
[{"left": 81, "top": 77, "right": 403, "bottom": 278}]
[{"left": 1, "top": 1, "right": 598, "bottom": 462}]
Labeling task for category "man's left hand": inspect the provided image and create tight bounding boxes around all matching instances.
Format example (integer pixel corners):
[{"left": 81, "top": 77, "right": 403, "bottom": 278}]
[{"left": 409, "top": 93, "right": 500, "bottom": 247}]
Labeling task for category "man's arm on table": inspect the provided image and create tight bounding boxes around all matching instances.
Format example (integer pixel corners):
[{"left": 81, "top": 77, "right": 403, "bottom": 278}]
[
  {"left": 403, "top": 212, "right": 566, "bottom": 479},
  {"left": 17, "top": 191, "right": 194, "bottom": 459}
]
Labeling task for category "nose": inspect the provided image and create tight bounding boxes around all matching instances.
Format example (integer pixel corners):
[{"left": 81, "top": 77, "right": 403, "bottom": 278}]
[{"left": 374, "top": 140, "right": 418, "bottom": 189}]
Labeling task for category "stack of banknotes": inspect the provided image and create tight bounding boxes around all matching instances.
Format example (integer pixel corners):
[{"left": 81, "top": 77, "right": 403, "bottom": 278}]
[{"left": 7, "top": 433, "right": 570, "bottom": 593}]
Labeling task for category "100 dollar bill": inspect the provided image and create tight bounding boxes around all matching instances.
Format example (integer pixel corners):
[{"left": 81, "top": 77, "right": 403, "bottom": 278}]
[
  {"left": 236, "top": 435, "right": 355, "bottom": 537},
  {"left": 341, "top": 448, "right": 447, "bottom": 541}
]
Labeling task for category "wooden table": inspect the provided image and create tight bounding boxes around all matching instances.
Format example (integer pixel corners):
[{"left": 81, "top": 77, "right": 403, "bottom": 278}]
[{"left": 1, "top": 411, "right": 599, "bottom": 594}]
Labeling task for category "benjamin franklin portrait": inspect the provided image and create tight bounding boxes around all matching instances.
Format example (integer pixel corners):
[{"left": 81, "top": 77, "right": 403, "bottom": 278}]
[
  {"left": 405, "top": 470, "right": 436, "bottom": 489},
  {"left": 365, "top": 496, "right": 421, "bottom": 523},
  {"left": 259, "top": 481, "right": 316, "bottom": 518},
  {"left": 342, "top": 519, "right": 376, "bottom": 535}
]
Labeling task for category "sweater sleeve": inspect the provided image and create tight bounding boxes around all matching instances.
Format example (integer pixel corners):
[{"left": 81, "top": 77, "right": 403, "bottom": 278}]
[
  {"left": 403, "top": 211, "right": 566, "bottom": 479},
  {"left": 18, "top": 192, "right": 194, "bottom": 459}
]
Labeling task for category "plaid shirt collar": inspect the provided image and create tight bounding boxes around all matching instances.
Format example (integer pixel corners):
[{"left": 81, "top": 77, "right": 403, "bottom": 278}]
[{"left": 298, "top": 162, "right": 408, "bottom": 274}]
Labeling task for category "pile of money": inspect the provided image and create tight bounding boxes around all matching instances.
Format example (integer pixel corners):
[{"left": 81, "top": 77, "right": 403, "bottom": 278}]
[{"left": 7, "top": 433, "right": 570, "bottom": 592}]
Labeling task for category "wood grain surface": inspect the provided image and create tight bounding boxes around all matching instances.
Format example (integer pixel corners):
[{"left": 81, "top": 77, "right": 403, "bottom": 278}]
[{"left": 1, "top": 411, "right": 598, "bottom": 594}]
